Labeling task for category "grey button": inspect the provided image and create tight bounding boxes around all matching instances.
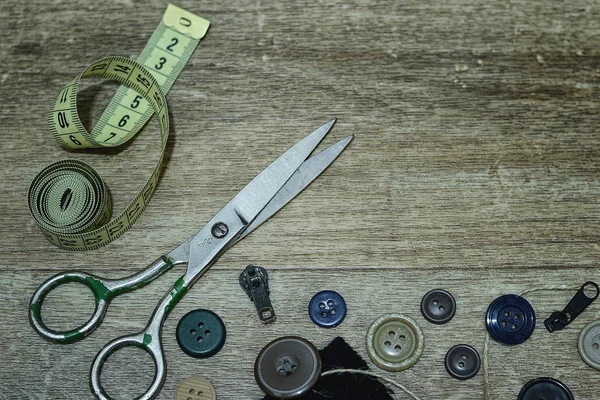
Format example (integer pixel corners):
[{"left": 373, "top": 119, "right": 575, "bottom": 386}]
[
  {"left": 578, "top": 319, "right": 600, "bottom": 370},
  {"left": 444, "top": 344, "right": 481, "bottom": 380},
  {"left": 421, "top": 289, "right": 456, "bottom": 324},
  {"left": 254, "top": 336, "right": 321, "bottom": 399}
]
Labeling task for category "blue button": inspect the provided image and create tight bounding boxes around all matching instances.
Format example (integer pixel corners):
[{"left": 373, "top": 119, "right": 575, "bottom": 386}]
[
  {"left": 486, "top": 294, "right": 535, "bottom": 345},
  {"left": 308, "top": 290, "right": 347, "bottom": 328},
  {"left": 518, "top": 377, "right": 574, "bottom": 400}
]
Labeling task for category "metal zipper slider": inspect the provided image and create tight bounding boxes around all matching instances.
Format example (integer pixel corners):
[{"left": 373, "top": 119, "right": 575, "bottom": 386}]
[
  {"left": 544, "top": 281, "right": 599, "bottom": 332},
  {"left": 239, "top": 265, "right": 276, "bottom": 324}
]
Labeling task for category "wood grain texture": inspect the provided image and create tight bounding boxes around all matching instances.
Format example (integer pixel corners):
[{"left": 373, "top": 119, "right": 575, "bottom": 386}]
[{"left": 1, "top": 0, "right": 599, "bottom": 399}]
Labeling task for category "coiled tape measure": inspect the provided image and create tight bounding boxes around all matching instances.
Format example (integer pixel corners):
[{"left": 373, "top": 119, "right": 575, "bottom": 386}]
[{"left": 28, "top": 5, "right": 210, "bottom": 250}]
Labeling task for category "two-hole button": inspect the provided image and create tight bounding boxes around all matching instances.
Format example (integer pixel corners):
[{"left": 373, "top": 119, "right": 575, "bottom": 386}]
[
  {"left": 175, "top": 376, "right": 216, "bottom": 400},
  {"left": 420, "top": 289, "right": 456, "bottom": 324},
  {"left": 444, "top": 344, "right": 481, "bottom": 380}
]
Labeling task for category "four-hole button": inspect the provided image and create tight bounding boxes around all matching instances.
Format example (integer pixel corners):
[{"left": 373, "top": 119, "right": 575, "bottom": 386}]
[
  {"left": 308, "top": 290, "right": 347, "bottom": 328},
  {"left": 176, "top": 309, "right": 226, "bottom": 358},
  {"left": 486, "top": 294, "right": 536, "bottom": 345}
]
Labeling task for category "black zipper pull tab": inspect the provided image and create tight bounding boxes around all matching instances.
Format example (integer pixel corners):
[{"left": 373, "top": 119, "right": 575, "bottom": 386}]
[
  {"left": 239, "top": 265, "right": 276, "bottom": 324},
  {"left": 544, "top": 281, "right": 599, "bottom": 332}
]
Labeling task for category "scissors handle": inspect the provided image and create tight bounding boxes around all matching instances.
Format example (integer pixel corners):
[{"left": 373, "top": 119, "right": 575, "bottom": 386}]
[
  {"left": 90, "top": 329, "right": 166, "bottom": 400},
  {"left": 29, "top": 257, "right": 173, "bottom": 343},
  {"left": 90, "top": 273, "right": 190, "bottom": 400}
]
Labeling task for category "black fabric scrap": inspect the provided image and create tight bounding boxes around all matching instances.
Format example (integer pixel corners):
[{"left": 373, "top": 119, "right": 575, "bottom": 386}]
[{"left": 262, "top": 336, "right": 394, "bottom": 400}]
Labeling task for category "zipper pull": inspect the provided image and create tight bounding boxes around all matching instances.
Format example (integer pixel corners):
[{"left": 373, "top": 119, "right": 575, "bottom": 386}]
[
  {"left": 239, "top": 265, "right": 276, "bottom": 324},
  {"left": 544, "top": 281, "right": 599, "bottom": 332}
]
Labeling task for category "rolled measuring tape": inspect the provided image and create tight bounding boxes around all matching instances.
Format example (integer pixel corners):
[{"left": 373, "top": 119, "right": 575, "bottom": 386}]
[{"left": 28, "top": 5, "right": 210, "bottom": 251}]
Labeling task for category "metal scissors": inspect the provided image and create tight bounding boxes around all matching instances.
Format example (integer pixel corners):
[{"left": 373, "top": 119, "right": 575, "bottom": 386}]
[{"left": 29, "top": 120, "right": 353, "bottom": 400}]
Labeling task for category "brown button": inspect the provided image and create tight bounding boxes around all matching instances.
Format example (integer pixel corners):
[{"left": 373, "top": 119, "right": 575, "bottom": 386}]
[
  {"left": 175, "top": 376, "right": 216, "bottom": 400},
  {"left": 254, "top": 336, "right": 322, "bottom": 399}
]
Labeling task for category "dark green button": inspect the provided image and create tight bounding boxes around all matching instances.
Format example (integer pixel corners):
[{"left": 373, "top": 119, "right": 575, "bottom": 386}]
[{"left": 176, "top": 309, "right": 226, "bottom": 358}]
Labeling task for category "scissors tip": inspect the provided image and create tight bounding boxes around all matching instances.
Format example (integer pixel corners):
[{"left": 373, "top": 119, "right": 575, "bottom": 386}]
[
  {"left": 320, "top": 119, "right": 336, "bottom": 132},
  {"left": 337, "top": 134, "right": 354, "bottom": 147},
  {"left": 329, "top": 134, "right": 354, "bottom": 155}
]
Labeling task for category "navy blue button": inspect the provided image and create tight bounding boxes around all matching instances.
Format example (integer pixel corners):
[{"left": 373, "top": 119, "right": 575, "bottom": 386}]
[
  {"left": 518, "top": 377, "right": 574, "bottom": 400},
  {"left": 308, "top": 290, "right": 347, "bottom": 328},
  {"left": 486, "top": 294, "right": 535, "bottom": 345}
]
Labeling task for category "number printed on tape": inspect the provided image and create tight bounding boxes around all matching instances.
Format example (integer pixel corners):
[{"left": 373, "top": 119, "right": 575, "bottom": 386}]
[{"left": 29, "top": 4, "right": 210, "bottom": 250}]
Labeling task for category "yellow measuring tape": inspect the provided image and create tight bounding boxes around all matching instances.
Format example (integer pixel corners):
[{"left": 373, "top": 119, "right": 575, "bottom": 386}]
[{"left": 28, "top": 5, "right": 210, "bottom": 250}]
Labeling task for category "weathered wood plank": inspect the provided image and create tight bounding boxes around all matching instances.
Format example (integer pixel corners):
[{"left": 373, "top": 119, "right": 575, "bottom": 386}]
[{"left": 1, "top": 0, "right": 599, "bottom": 399}]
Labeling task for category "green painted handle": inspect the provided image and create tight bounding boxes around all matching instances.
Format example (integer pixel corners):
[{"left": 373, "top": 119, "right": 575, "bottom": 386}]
[
  {"left": 29, "top": 257, "right": 173, "bottom": 344},
  {"left": 29, "top": 271, "right": 114, "bottom": 343}
]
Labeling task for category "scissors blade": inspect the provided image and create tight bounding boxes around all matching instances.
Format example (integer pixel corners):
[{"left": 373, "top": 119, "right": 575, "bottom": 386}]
[
  {"left": 230, "top": 119, "right": 336, "bottom": 224},
  {"left": 166, "top": 119, "right": 339, "bottom": 266},
  {"left": 236, "top": 134, "right": 354, "bottom": 242}
]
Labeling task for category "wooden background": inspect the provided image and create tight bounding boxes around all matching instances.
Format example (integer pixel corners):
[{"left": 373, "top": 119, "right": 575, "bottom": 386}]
[{"left": 1, "top": 0, "right": 599, "bottom": 399}]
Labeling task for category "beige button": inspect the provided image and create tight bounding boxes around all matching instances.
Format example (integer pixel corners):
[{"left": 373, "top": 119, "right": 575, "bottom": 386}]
[
  {"left": 175, "top": 376, "right": 216, "bottom": 400},
  {"left": 366, "top": 313, "right": 424, "bottom": 371}
]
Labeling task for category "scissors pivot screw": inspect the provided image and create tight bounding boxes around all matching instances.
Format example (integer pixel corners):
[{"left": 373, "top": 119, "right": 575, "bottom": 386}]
[
  {"left": 240, "top": 265, "right": 276, "bottom": 324},
  {"left": 211, "top": 222, "right": 229, "bottom": 238}
]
